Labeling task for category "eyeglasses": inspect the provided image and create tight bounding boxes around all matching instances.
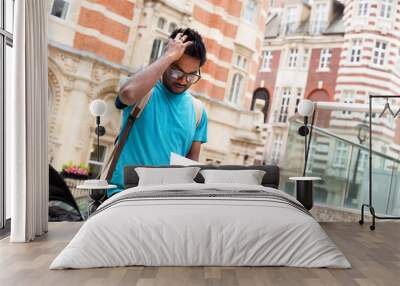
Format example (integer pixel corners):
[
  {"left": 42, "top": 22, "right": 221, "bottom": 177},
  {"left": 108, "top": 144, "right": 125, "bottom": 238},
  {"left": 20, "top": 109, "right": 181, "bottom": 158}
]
[{"left": 168, "top": 66, "right": 201, "bottom": 84}]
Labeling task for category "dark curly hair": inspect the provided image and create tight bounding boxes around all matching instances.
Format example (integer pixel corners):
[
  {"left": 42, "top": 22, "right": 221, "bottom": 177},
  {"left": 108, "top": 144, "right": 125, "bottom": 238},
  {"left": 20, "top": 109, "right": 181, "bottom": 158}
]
[{"left": 169, "top": 28, "right": 207, "bottom": 67}]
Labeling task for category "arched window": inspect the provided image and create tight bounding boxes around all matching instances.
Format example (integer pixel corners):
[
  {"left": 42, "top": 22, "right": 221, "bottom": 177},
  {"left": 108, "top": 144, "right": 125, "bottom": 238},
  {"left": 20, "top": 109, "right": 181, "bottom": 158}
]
[
  {"left": 157, "top": 17, "right": 166, "bottom": 29},
  {"left": 229, "top": 73, "right": 244, "bottom": 104},
  {"left": 308, "top": 89, "right": 331, "bottom": 128},
  {"left": 168, "top": 22, "right": 177, "bottom": 33}
]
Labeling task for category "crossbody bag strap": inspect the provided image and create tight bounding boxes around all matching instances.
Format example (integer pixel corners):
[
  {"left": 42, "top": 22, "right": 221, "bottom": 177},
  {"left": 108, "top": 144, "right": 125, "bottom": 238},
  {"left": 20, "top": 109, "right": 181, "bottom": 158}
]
[{"left": 104, "top": 91, "right": 152, "bottom": 181}]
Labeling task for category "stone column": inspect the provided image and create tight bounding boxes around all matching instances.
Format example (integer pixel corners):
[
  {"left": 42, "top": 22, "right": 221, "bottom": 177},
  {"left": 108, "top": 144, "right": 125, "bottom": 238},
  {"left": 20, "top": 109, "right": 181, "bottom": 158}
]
[{"left": 54, "top": 60, "right": 94, "bottom": 170}]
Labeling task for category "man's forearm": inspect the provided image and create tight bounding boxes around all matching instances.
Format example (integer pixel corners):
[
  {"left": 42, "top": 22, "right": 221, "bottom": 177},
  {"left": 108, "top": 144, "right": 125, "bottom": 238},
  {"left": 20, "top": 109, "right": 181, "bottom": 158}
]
[
  {"left": 187, "top": 152, "right": 200, "bottom": 161},
  {"left": 187, "top": 142, "right": 201, "bottom": 161},
  {"left": 119, "top": 54, "right": 175, "bottom": 105}
]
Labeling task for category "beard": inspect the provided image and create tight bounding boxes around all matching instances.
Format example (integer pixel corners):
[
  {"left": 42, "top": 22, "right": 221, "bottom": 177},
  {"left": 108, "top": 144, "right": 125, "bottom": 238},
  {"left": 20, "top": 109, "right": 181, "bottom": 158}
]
[{"left": 162, "top": 74, "right": 190, "bottom": 94}]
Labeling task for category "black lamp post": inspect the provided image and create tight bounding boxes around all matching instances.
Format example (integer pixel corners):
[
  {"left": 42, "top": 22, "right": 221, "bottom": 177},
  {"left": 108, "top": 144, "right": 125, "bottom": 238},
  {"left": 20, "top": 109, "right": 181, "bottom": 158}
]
[
  {"left": 297, "top": 99, "right": 316, "bottom": 176},
  {"left": 290, "top": 100, "right": 320, "bottom": 211},
  {"left": 95, "top": 117, "right": 106, "bottom": 162},
  {"left": 89, "top": 99, "right": 107, "bottom": 175},
  {"left": 347, "top": 122, "right": 369, "bottom": 207}
]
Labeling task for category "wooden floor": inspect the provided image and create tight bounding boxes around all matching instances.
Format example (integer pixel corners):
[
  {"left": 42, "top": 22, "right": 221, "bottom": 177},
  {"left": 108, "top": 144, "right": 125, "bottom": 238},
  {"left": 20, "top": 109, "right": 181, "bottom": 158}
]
[{"left": 0, "top": 221, "right": 399, "bottom": 286}]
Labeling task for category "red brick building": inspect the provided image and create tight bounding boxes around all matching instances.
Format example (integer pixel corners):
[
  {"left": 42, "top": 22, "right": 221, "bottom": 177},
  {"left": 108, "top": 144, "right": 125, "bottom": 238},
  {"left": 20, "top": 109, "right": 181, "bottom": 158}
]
[
  {"left": 254, "top": 0, "right": 400, "bottom": 165},
  {"left": 47, "top": 0, "right": 270, "bottom": 172}
]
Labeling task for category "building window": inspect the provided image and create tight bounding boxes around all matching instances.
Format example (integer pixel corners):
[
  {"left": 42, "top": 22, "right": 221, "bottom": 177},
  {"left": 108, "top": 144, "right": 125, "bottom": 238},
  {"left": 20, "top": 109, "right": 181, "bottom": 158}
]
[
  {"left": 295, "top": 88, "right": 302, "bottom": 113},
  {"left": 302, "top": 48, "right": 310, "bottom": 68},
  {"left": 349, "top": 39, "right": 362, "bottom": 63},
  {"left": 88, "top": 144, "right": 107, "bottom": 179},
  {"left": 243, "top": 0, "right": 257, "bottom": 22},
  {"left": 168, "top": 22, "right": 177, "bottom": 33},
  {"left": 380, "top": 0, "right": 393, "bottom": 19},
  {"left": 229, "top": 73, "right": 244, "bottom": 104},
  {"left": 357, "top": 0, "right": 369, "bottom": 17},
  {"left": 157, "top": 17, "right": 166, "bottom": 29},
  {"left": 318, "top": 48, "right": 331, "bottom": 70},
  {"left": 1, "top": 0, "right": 15, "bottom": 229},
  {"left": 342, "top": 90, "right": 354, "bottom": 115},
  {"left": 242, "top": 58, "right": 247, "bottom": 69},
  {"left": 396, "top": 48, "right": 400, "bottom": 72},
  {"left": 236, "top": 55, "right": 242, "bottom": 66},
  {"left": 333, "top": 141, "right": 349, "bottom": 168},
  {"left": 358, "top": 150, "right": 368, "bottom": 172},
  {"left": 365, "top": 111, "right": 377, "bottom": 119},
  {"left": 311, "top": 3, "right": 328, "bottom": 34},
  {"left": 235, "top": 54, "right": 247, "bottom": 69},
  {"left": 288, "top": 48, "right": 298, "bottom": 68},
  {"left": 278, "top": 88, "right": 291, "bottom": 123},
  {"left": 50, "top": 0, "right": 70, "bottom": 20},
  {"left": 372, "top": 40, "right": 387, "bottom": 66},
  {"left": 149, "top": 38, "right": 167, "bottom": 63},
  {"left": 261, "top": 50, "right": 272, "bottom": 71},
  {"left": 285, "top": 7, "right": 297, "bottom": 33},
  {"left": 271, "top": 134, "right": 283, "bottom": 164}
]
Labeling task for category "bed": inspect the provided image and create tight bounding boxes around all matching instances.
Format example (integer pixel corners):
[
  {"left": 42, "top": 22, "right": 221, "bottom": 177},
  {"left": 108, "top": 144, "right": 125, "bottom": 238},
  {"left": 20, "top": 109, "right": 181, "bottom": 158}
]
[{"left": 50, "top": 165, "right": 351, "bottom": 269}]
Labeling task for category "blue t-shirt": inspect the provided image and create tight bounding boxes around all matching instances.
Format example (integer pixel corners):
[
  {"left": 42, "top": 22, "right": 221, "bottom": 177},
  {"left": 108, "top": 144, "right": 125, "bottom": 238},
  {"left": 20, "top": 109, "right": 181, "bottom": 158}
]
[{"left": 108, "top": 80, "right": 208, "bottom": 196}]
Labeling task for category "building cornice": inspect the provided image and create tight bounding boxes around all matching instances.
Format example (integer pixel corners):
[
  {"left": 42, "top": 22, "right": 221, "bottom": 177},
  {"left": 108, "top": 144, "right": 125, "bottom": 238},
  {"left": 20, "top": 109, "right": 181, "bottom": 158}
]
[
  {"left": 48, "top": 40, "right": 137, "bottom": 74},
  {"left": 264, "top": 35, "right": 345, "bottom": 47}
]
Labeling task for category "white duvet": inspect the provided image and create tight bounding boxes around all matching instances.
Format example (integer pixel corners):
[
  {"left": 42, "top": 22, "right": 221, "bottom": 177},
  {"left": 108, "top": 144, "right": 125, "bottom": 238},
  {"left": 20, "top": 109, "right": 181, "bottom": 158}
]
[{"left": 50, "top": 183, "right": 351, "bottom": 269}]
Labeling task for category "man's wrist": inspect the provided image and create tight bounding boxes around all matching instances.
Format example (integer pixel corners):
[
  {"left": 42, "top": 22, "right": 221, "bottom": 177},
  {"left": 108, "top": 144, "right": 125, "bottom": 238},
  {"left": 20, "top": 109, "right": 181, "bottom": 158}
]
[{"left": 160, "top": 53, "right": 177, "bottom": 66}]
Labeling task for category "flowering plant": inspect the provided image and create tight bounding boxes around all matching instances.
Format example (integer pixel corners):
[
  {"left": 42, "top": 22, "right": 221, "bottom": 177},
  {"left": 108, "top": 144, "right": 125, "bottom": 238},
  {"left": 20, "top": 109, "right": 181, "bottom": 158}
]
[{"left": 61, "top": 161, "right": 90, "bottom": 179}]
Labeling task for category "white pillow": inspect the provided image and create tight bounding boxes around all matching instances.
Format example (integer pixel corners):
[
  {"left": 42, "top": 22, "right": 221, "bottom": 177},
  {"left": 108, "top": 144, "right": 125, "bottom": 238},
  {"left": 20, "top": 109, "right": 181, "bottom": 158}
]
[
  {"left": 170, "top": 152, "right": 199, "bottom": 166},
  {"left": 135, "top": 167, "right": 201, "bottom": 186},
  {"left": 200, "top": 169, "right": 266, "bottom": 185}
]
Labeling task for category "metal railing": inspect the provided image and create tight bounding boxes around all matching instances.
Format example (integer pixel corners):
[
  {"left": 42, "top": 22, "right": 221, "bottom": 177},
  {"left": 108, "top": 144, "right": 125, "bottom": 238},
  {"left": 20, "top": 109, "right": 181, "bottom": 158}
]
[{"left": 279, "top": 106, "right": 400, "bottom": 217}]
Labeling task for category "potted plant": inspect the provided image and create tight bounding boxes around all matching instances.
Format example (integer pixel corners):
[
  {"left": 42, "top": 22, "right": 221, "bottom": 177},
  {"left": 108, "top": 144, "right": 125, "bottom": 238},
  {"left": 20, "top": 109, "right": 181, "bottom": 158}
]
[{"left": 61, "top": 161, "right": 90, "bottom": 180}]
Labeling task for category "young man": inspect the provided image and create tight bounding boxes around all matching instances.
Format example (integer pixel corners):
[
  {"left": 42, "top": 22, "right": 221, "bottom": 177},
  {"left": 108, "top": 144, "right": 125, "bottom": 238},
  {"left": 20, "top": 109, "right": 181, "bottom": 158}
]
[{"left": 107, "top": 28, "right": 208, "bottom": 197}]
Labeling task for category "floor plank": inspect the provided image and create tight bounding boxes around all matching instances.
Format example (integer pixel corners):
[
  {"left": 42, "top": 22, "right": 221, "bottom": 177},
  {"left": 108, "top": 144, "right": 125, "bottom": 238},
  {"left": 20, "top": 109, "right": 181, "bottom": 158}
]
[{"left": 0, "top": 221, "right": 399, "bottom": 286}]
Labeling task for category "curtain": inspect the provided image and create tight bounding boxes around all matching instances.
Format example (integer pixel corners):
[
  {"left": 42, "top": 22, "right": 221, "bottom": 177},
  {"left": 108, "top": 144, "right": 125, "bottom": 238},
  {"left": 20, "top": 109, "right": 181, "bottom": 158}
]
[{"left": 7, "top": 0, "right": 48, "bottom": 242}]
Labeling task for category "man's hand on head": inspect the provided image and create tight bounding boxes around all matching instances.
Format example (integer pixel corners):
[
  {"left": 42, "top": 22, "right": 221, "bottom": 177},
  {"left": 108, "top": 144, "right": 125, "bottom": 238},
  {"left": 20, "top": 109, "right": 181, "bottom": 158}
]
[
  {"left": 164, "top": 32, "right": 193, "bottom": 63},
  {"left": 118, "top": 30, "right": 199, "bottom": 106}
]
